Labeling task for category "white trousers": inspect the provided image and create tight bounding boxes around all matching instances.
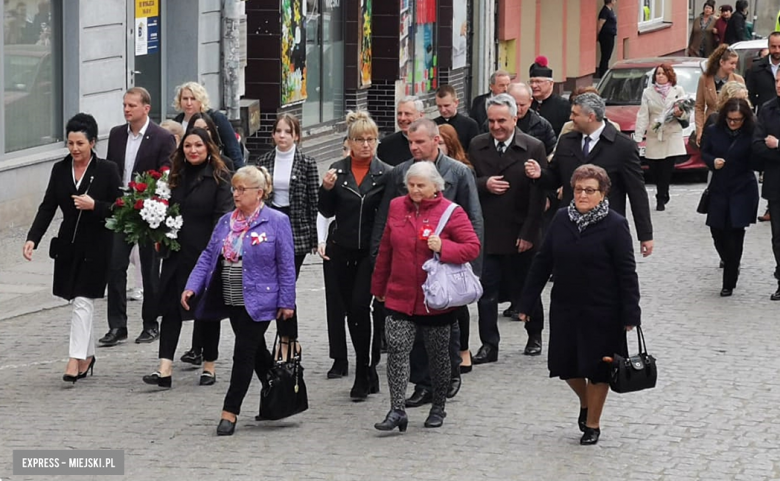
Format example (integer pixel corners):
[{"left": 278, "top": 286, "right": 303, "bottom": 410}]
[{"left": 70, "top": 297, "right": 96, "bottom": 359}]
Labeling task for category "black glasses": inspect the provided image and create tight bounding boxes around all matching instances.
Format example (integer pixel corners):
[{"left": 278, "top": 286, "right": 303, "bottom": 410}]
[{"left": 726, "top": 116, "right": 745, "bottom": 124}]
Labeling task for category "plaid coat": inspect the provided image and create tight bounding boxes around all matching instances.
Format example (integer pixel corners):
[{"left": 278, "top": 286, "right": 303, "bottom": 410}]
[{"left": 253, "top": 148, "right": 319, "bottom": 256}]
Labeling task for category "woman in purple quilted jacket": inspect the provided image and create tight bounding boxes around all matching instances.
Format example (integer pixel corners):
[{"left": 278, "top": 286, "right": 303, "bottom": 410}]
[{"left": 182, "top": 165, "right": 296, "bottom": 436}]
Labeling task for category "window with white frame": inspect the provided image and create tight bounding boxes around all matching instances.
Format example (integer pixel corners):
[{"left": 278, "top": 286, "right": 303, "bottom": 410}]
[{"left": 638, "top": 0, "right": 665, "bottom": 27}]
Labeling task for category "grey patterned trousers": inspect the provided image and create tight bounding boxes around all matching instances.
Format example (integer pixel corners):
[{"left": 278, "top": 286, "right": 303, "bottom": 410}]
[{"left": 385, "top": 312, "right": 452, "bottom": 411}]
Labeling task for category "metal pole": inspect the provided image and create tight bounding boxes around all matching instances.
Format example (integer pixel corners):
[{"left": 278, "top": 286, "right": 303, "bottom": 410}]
[{"left": 223, "top": 0, "right": 241, "bottom": 120}]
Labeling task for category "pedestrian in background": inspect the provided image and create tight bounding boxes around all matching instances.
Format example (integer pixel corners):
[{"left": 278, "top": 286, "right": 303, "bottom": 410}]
[
  {"left": 723, "top": 0, "right": 750, "bottom": 45},
  {"left": 376, "top": 97, "right": 424, "bottom": 166},
  {"left": 319, "top": 111, "right": 391, "bottom": 400},
  {"left": 633, "top": 63, "right": 689, "bottom": 211},
  {"left": 142, "top": 128, "right": 233, "bottom": 389},
  {"left": 688, "top": 1, "right": 717, "bottom": 58},
  {"left": 23, "top": 113, "right": 121, "bottom": 383},
  {"left": 713, "top": 5, "right": 733, "bottom": 46},
  {"left": 694, "top": 44, "right": 743, "bottom": 146},
  {"left": 182, "top": 166, "right": 296, "bottom": 436},
  {"left": 252, "top": 113, "right": 319, "bottom": 358},
  {"left": 372, "top": 161, "right": 480, "bottom": 432},
  {"left": 701, "top": 99, "right": 758, "bottom": 297},
  {"left": 518, "top": 164, "right": 641, "bottom": 446},
  {"left": 597, "top": 0, "right": 617, "bottom": 78},
  {"left": 470, "top": 70, "right": 511, "bottom": 130},
  {"left": 745, "top": 32, "right": 780, "bottom": 114},
  {"left": 529, "top": 58, "right": 571, "bottom": 137}
]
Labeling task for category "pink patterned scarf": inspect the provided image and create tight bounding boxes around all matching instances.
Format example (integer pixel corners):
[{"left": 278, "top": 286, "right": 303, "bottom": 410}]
[
  {"left": 222, "top": 206, "right": 262, "bottom": 262},
  {"left": 654, "top": 82, "right": 672, "bottom": 100}
]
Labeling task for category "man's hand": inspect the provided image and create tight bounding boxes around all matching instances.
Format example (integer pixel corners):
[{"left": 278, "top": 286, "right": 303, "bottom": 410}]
[
  {"left": 714, "top": 158, "right": 726, "bottom": 170},
  {"left": 640, "top": 240, "right": 654, "bottom": 257},
  {"left": 765, "top": 135, "right": 779, "bottom": 149},
  {"left": 516, "top": 239, "right": 533, "bottom": 253},
  {"left": 524, "top": 160, "right": 541, "bottom": 179},
  {"left": 486, "top": 175, "right": 510, "bottom": 195}
]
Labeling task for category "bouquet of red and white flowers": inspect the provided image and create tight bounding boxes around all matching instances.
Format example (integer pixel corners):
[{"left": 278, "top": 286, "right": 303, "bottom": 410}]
[{"left": 106, "top": 167, "right": 183, "bottom": 252}]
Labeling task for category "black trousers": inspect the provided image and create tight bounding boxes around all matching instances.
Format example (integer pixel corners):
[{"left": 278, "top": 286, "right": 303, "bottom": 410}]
[
  {"left": 323, "top": 250, "right": 348, "bottom": 361},
  {"left": 329, "top": 243, "right": 373, "bottom": 368},
  {"left": 478, "top": 252, "right": 544, "bottom": 349},
  {"left": 647, "top": 157, "right": 676, "bottom": 205},
  {"left": 274, "top": 254, "right": 306, "bottom": 338},
  {"left": 770, "top": 200, "right": 780, "bottom": 280},
  {"left": 158, "top": 306, "right": 220, "bottom": 362},
  {"left": 107, "top": 233, "right": 160, "bottom": 332},
  {"left": 411, "top": 315, "right": 463, "bottom": 391},
  {"left": 222, "top": 307, "right": 273, "bottom": 416},
  {"left": 457, "top": 305, "right": 470, "bottom": 351},
  {"left": 710, "top": 226, "right": 745, "bottom": 290},
  {"left": 598, "top": 34, "right": 615, "bottom": 78}
]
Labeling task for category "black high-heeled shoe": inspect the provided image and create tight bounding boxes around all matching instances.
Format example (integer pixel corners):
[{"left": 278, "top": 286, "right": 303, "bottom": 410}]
[
  {"left": 142, "top": 371, "right": 172, "bottom": 388},
  {"left": 217, "top": 418, "right": 236, "bottom": 436},
  {"left": 374, "top": 409, "right": 408, "bottom": 432},
  {"left": 578, "top": 407, "right": 588, "bottom": 433},
  {"left": 77, "top": 357, "right": 96, "bottom": 379},
  {"left": 63, "top": 373, "right": 78, "bottom": 384},
  {"left": 580, "top": 426, "right": 601, "bottom": 445}
]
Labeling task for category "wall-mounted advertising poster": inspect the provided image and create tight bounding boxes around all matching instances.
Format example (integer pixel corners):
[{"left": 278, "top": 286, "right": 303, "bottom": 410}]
[
  {"left": 135, "top": 0, "right": 159, "bottom": 56},
  {"left": 281, "top": 0, "right": 307, "bottom": 106},
  {"left": 452, "top": 0, "right": 467, "bottom": 70},
  {"left": 359, "top": 0, "right": 372, "bottom": 88}
]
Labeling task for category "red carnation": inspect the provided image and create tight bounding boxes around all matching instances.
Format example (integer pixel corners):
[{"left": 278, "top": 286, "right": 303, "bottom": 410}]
[
  {"left": 535, "top": 55, "right": 548, "bottom": 67},
  {"left": 115, "top": 198, "right": 125, "bottom": 207},
  {"left": 134, "top": 199, "right": 144, "bottom": 210},
  {"left": 160, "top": 166, "right": 171, "bottom": 173},
  {"left": 153, "top": 196, "right": 169, "bottom": 206},
  {"left": 135, "top": 182, "right": 148, "bottom": 193},
  {"left": 128, "top": 181, "right": 137, "bottom": 190},
  {"left": 149, "top": 170, "right": 162, "bottom": 180}
]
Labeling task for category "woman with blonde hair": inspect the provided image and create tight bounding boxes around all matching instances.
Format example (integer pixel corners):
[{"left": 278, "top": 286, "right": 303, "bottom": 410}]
[
  {"left": 700, "top": 80, "right": 749, "bottom": 147},
  {"left": 172, "top": 82, "right": 244, "bottom": 169},
  {"left": 319, "top": 111, "right": 392, "bottom": 400},
  {"left": 694, "top": 45, "right": 744, "bottom": 146}
]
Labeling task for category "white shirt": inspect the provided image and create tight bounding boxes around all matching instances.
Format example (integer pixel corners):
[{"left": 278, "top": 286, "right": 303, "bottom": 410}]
[
  {"left": 73, "top": 156, "right": 94, "bottom": 190},
  {"left": 124, "top": 117, "right": 150, "bottom": 186},
  {"left": 316, "top": 213, "right": 334, "bottom": 244},
  {"left": 493, "top": 131, "right": 515, "bottom": 154},
  {"left": 272, "top": 145, "right": 296, "bottom": 207},
  {"left": 581, "top": 122, "right": 606, "bottom": 154}
]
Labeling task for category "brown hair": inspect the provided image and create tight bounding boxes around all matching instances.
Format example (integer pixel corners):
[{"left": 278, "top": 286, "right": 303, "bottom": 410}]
[
  {"left": 438, "top": 124, "right": 472, "bottom": 168},
  {"left": 570, "top": 164, "right": 611, "bottom": 195},
  {"left": 436, "top": 84, "right": 458, "bottom": 100},
  {"left": 169, "top": 128, "right": 230, "bottom": 188},
  {"left": 705, "top": 44, "right": 738, "bottom": 78},
  {"left": 272, "top": 113, "right": 302, "bottom": 145},
  {"left": 653, "top": 63, "right": 677, "bottom": 86},
  {"left": 569, "top": 86, "right": 600, "bottom": 105},
  {"left": 125, "top": 87, "right": 152, "bottom": 105}
]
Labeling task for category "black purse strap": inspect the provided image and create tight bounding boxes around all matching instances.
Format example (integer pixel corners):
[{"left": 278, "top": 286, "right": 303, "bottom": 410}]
[
  {"left": 634, "top": 326, "right": 648, "bottom": 355},
  {"left": 271, "top": 333, "right": 302, "bottom": 363}
]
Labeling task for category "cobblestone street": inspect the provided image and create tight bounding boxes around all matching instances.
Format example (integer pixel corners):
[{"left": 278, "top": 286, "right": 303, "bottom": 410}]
[{"left": 2, "top": 180, "right": 780, "bottom": 480}]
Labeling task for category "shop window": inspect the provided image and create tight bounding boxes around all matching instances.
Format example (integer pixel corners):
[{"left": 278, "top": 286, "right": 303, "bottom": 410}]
[
  {"left": 400, "top": 0, "right": 437, "bottom": 96},
  {"left": 302, "top": 0, "right": 345, "bottom": 126},
  {"left": 3, "top": 0, "right": 62, "bottom": 154},
  {"left": 638, "top": 0, "right": 665, "bottom": 27}
]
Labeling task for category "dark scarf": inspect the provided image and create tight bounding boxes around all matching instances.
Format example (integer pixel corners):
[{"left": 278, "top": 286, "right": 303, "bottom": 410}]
[{"left": 568, "top": 198, "right": 610, "bottom": 232}]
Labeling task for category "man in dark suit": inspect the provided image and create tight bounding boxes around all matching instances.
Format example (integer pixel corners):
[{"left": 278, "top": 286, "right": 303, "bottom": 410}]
[
  {"left": 746, "top": 32, "right": 780, "bottom": 112},
  {"left": 508, "top": 82, "right": 557, "bottom": 155},
  {"left": 434, "top": 85, "right": 480, "bottom": 151},
  {"left": 469, "top": 70, "right": 511, "bottom": 131},
  {"left": 524, "top": 92, "right": 654, "bottom": 257},
  {"left": 376, "top": 96, "right": 424, "bottom": 166},
  {"left": 100, "top": 87, "right": 176, "bottom": 346},
  {"left": 752, "top": 70, "right": 780, "bottom": 300},
  {"left": 469, "top": 93, "right": 548, "bottom": 364}
]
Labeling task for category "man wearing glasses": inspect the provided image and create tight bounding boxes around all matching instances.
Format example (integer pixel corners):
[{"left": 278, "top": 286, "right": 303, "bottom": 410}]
[
  {"left": 529, "top": 58, "right": 570, "bottom": 137},
  {"left": 753, "top": 70, "right": 780, "bottom": 301}
]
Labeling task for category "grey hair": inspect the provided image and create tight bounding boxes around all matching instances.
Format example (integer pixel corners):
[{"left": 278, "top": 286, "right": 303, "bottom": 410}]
[
  {"left": 405, "top": 161, "right": 446, "bottom": 192},
  {"left": 508, "top": 82, "right": 533, "bottom": 99},
  {"left": 486, "top": 93, "right": 518, "bottom": 117},
  {"left": 489, "top": 70, "right": 511, "bottom": 85},
  {"left": 408, "top": 118, "right": 440, "bottom": 137},
  {"left": 399, "top": 96, "right": 425, "bottom": 113},
  {"left": 572, "top": 93, "right": 606, "bottom": 122}
]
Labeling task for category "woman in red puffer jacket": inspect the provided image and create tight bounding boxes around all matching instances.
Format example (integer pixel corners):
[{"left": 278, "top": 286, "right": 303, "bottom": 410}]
[{"left": 371, "top": 161, "right": 480, "bottom": 432}]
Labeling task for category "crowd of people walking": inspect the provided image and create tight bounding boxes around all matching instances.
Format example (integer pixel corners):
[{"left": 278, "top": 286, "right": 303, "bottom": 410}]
[{"left": 20, "top": 25, "right": 780, "bottom": 444}]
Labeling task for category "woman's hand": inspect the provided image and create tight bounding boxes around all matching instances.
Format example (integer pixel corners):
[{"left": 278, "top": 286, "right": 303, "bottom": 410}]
[
  {"left": 181, "top": 290, "right": 195, "bottom": 310},
  {"left": 427, "top": 234, "right": 442, "bottom": 253},
  {"left": 317, "top": 242, "right": 330, "bottom": 260},
  {"left": 714, "top": 158, "right": 726, "bottom": 170},
  {"left": 322, "top": 168, "right": 338, "bottom": 191},
  {"left": 22, "top": 240, "right": 35, "bottom": 261},
  {"left": 625, "top": 325, "right": 636, "bottom": 332},
  {"left": 72, "top": 194, "right": 95, "bottom": 211},
  {"left": 696, "top": 132, "right": 702, "bottom": 147},
  {"left": 278, "top": 308, "right": 295, "bottom": 320}
]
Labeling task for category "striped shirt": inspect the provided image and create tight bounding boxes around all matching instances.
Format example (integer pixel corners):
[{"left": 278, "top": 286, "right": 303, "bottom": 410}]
[{"left": 221, "top": 258, "right": 245, "bottom": 306}]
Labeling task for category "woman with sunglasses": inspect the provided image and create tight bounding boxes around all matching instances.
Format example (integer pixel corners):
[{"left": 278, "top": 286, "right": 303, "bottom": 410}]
[{"left": 700, "top": 98, "right": 759, "bottom": 297}]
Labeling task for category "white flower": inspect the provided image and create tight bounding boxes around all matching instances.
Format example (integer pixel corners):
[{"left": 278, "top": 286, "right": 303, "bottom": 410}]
[
  {"left": 140, "top": 199, "right": 168, "bottom": 230},
  {"left": 165, "top": 231, "right": 178, "bottom": 239},
  {"left": 165, "top": 215, "right": 183, "bottom": 230},
  {"left": 155, "top": 181, "right": 171, "bottom": 200}
]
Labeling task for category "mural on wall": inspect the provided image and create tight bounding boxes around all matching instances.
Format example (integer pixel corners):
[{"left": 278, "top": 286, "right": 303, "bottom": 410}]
[
  {"left": 399, "top": 0, "right": 412, "bottom": 93},
  {"left": 452, "top": 0, "right": 467, "bottom": 70},
  {"left": 358, "top": 0, "right": 372, "bottom": 88},
  {"left": 281, "top": 0, "right": 307, "bottom": 106},
  {"left": 414, "top": 0, "right": 437, "bottom": 94}
]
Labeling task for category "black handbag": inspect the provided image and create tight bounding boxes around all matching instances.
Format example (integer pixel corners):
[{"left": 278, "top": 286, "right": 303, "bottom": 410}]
[
  {"left": 609, "top": 326, "right": 657, "bottom": 394},
  {"left": 696, "top": 187, "right": 710, "bottom": 214},
  {"left": 257, "top": 335, "right": 308, "bottom": 421}
]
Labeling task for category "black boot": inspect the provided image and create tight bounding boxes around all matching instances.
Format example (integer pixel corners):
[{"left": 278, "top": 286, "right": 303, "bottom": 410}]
[
  {"left": 350, "top": 364, "right": 370, "bottom": 400},
  {"left": 368, "top": 365, "right": 380, "bottom": 394},
  {"left": 374, "top": 409, "right": 408, "bottom": 432}
]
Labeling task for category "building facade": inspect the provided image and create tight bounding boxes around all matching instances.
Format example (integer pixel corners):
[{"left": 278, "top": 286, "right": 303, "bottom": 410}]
[{"left": 0, "top": 0, "right": 238, "bottom": 230}]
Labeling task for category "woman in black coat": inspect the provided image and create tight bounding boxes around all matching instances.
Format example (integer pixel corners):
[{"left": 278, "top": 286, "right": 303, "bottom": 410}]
[
  {"left": 701, "top": 98, "right": 759, "bottom": 297},
  {"left": 518, "top": 164, "right": 641, "bottom": 446},
  {"left": 142, "top": 128, "right": 234, "bottom": 388},
  {"left": 23, "top": 113, "right": 122, "bottom": 383}
]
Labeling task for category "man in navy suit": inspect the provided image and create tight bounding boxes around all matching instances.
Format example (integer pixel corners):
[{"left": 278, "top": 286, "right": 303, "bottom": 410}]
[{"left": 99, "top": 87, "right": 176, "bottom": 346}]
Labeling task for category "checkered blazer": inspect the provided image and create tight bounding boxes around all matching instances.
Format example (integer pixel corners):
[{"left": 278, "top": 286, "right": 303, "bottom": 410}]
[{"left": 252, "top": 148, "right": 319, "bottom": 256}]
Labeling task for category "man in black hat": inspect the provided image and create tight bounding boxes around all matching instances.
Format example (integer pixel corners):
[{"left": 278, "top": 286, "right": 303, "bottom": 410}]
[{"left": 529, "top": 58, "right": 570, "bottom": 138}]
